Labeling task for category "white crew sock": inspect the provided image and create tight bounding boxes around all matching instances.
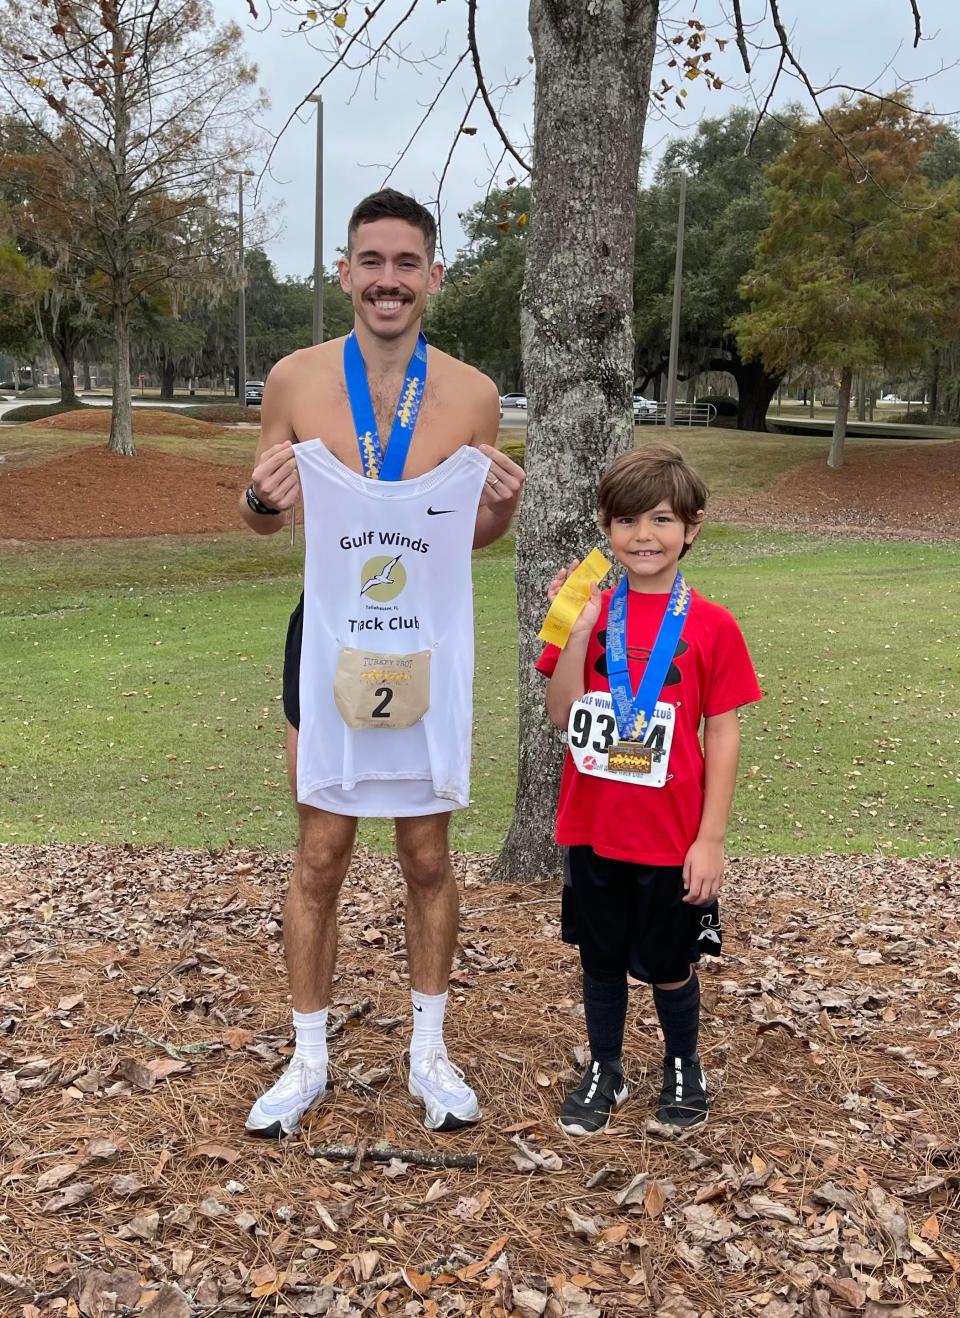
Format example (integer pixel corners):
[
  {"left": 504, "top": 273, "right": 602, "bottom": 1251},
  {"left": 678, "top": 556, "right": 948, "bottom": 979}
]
[
  {"left": 411, "top": 989, "right": 447, "bottom": 1061},
  {"left": 292, "top": 1007, "right": 329, "bottom": 1070}
]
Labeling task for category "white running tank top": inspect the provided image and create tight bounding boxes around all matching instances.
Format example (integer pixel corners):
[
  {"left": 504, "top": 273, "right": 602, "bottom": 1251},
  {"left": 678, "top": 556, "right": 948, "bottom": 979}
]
[{"left": 294, "top": 439, "right": 490, "bottom": 817}]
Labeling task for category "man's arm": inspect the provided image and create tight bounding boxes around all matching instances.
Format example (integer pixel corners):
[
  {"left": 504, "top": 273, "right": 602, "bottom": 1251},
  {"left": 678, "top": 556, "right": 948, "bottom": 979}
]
[
  {"left": 471, "top": 376, "right": 525, "bottom": 549},
  {"left": 239, "top": 358, "right": 300, "bottom": 537}
]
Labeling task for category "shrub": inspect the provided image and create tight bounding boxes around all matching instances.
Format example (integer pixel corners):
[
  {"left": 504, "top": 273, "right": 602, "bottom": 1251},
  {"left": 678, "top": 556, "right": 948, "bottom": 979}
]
[
  {"left": 884, "top": 409, "right": 933, "bottom": 425},
  {"left": 1, "top": 400, "right": 92, "bottom": 423},
  {"left": 498, "top": 436, "right": 525, "bottom": 468},
  {"left": 695, "top": 394, "right": 738, "bottom": 417},
  {"left": 177, "top": 405, "right": 261, "bottom": 424}
]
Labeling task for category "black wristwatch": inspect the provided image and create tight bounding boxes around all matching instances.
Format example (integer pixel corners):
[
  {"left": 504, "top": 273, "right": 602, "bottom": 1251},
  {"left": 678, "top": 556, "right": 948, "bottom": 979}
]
[{"left": 246, "top": 483, "right": 281, "bottom": 516}]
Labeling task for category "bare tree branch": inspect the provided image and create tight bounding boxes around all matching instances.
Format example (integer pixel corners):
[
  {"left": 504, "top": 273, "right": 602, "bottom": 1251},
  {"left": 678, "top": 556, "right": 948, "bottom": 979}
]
[
  {"left": 466, "top": 0, "right": 529, "bottom": 174},
  {"left": 732, "top": 0, "right": 751, "bottom": 75},
  {"left": 378, "top": 48, "right": 470, "bottom": 188}
]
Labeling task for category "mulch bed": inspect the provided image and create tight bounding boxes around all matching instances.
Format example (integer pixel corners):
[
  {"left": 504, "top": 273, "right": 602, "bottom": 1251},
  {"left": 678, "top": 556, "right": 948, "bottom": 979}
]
[
  {"left": 0, "top": 446, "right": 251, "bottom": 540},
  {"left": 1, "top": 843, "right": 958, "bottom": 1317},
  {"left": 714, "top": 441, "right": 960, "bottom": 542}
]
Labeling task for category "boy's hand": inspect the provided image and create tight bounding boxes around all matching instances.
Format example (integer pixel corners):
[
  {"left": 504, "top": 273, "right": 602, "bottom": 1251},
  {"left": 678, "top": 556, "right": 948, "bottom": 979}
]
[
  {"left": 682, "top": 837, "right": 725, "bottom": 905},
  {"left": 546, "top": 559, "right": 580, "bottom": 601}
]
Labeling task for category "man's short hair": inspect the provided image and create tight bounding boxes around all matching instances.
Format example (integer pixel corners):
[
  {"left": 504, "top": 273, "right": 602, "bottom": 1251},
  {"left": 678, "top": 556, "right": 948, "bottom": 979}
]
[
  {"left": 598, "top": 443, "right": 708, "bottom": 548},
  {"left": 347, "top": 189, "right": 437, "bottom": 262}
]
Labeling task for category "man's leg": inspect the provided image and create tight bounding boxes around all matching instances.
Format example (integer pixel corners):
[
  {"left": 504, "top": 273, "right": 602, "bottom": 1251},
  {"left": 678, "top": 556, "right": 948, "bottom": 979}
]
[
  {"left": 395, "top": 813, "right": 458, "bottom": 993},
  {"left": 395, "top": 813, "right": 480, "bottom": 1131},
  {"left": 246, "top": 724, "right": 356, "bottom": 1137}
]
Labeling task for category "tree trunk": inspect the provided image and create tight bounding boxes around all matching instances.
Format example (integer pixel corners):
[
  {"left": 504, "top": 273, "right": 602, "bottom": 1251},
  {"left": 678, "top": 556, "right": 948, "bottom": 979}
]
[
  {"left": 50, "top": 337, "right": 78, "bottom": 406},
  {"left": 712, "top": 353, "right": 781, "bottom": 432},
  {"left": 82, "top": 351, "right": 92, "bottom": 392},
  {"left": 493, "top": 0, "right": 658, "bottom": 882},
  {"left": 160, "top": 356, "right": 176, "bottom": 400},
  {"left": 857, "top": 374, "right": 867, "bottom": 422},
  {"left": 828, "top": 365, "right": 853, "bottom": 468},
  {"left": 108, "top": 292, "right": 135, "bottom": 456},
  {"left": 928, "top": 349, "right": 940, "bottom": 420},
  {"left": 809, "top": 383, "right": 815, "bottom": 418}
]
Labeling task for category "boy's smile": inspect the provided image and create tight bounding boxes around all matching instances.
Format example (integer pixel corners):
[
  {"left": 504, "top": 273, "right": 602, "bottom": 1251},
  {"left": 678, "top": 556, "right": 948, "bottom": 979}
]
[{"left": 605, "top": 500, "right": 702, "bottom": 592}]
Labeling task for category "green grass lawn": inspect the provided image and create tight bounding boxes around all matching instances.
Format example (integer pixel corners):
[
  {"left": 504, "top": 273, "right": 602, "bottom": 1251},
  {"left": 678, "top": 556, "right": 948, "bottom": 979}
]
[{"left": 2, "top": 526, "right": 957, "bottom": 857}]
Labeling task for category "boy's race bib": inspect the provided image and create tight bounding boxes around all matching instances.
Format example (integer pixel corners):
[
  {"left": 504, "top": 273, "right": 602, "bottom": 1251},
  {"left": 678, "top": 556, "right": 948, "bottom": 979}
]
[
  {"left": 334, "top": 647, "right": 431, "bottom": 730},
  {"left": 566, "top": 690, "right": 675, "bottom": 788}
]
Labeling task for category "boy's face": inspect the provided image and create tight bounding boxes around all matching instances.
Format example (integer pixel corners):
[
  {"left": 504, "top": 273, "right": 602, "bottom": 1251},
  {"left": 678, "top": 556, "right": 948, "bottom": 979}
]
[
  {"left": 603, "top": 500, "right": 703, "bottom": 590},
  {"left": 338, "top": 218, "right": 443, "bottom": 341}
]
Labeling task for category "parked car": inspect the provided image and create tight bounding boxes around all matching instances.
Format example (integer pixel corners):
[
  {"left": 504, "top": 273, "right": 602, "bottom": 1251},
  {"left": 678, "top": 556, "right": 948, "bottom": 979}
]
[
  {"left": 633, "top": 394, "right": 658, "bottom": 420},
  {"left": 500, "top": 392, "right": 527, "bottom": 409},
  {"left": 245, "top": 379, "right": 265, "bottom": 406}
]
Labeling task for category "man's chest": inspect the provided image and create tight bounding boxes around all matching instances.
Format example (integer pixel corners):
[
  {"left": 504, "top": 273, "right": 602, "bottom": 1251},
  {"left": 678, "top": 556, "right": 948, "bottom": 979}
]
[{"left": 291, "top": 380, "right": 476, "bottom": 478}]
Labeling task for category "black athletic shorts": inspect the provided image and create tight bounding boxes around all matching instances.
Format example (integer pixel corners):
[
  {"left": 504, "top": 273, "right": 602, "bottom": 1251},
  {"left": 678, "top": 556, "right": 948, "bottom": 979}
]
[
  {"left": 283, "top": 594, "right": 304, "bottom": 729},
  {"left": 562, "top": 845, "right": 722, "bottom": 984}
]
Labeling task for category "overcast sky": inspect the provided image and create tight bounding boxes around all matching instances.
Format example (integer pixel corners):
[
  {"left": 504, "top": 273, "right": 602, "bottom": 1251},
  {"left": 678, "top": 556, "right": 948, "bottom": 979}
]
[{"left": 218, "top": 0, "right": 960, "bottom": 280}]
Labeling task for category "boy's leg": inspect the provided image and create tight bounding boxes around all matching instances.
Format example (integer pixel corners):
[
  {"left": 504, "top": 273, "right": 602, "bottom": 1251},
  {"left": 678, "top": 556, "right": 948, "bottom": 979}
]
[
  {"left": 558, "top": 847, "right": 632, "bottom": 1136},
  {"left": 631, "top": 866, "right": 717, "bottom": 1129}
]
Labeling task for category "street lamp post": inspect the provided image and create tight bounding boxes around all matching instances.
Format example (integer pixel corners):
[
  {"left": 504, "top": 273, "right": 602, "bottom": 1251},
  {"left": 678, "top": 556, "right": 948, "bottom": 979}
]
[
  {"left": 306, "top": 94, "right": 324, "bottom": 345},
  {"left": 227, "top": 168, "right": 255, "bottom": 401},
  {"left": 664, "top": 173, "right": 687, "bottom": 429}
]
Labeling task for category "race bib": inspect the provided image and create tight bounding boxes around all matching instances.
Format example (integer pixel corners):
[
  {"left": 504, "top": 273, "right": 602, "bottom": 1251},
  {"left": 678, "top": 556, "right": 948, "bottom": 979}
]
[
  {"left": 566, "top": 690, "right": 674, "bottom": 788},
  {"left": 334, "top": 647, "right": 430, "bottom": 730}
]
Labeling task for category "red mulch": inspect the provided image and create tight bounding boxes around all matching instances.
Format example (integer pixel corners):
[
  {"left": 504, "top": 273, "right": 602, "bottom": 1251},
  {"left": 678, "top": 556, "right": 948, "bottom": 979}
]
[
  {"left": 1, "top": 445, "right": 251, "bottom": 540},
  {"left": 715, "top": 440, "right": 960, "bottom": 541}
]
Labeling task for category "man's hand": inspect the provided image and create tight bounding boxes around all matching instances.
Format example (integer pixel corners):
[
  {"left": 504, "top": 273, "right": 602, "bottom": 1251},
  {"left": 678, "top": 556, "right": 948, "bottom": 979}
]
[
  {"left": 477, "top": 444, "right": 524, "bottom": 511},
  {"left": 252, "top": 441, "right": 300, "bottom": 511},
  {"left": 682, "top": 837, "right": 725, "bottom": 905}
]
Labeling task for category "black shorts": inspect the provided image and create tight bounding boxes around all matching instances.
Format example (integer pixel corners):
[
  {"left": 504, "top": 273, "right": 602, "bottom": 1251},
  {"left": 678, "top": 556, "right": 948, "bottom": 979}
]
[
  {"left": 562, "top": 845, "right": 722, "bottom": 984},
  {"left": 282, "top": 594, "right": 304, "bottom": 729}
]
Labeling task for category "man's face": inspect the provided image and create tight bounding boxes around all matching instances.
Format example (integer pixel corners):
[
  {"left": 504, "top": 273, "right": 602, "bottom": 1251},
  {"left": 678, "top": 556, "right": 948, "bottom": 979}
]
[{"left": 338, "top": 218, "right": 443, "bottom": 340}]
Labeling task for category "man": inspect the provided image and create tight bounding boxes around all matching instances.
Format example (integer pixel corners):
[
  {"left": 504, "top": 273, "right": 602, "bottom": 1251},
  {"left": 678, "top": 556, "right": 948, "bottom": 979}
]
[{"left": 239, "top": 188, "right": 524, "bottom": 1137}]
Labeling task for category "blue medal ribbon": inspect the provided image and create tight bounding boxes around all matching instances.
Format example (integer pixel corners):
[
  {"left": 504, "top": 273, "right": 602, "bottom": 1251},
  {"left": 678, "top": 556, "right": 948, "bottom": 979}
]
[
  {"left": 343, "top": 330, "right": 428, "bottom": 480},
  {"left": 606, "top": 570, "right": 691, "bottom": 741}
]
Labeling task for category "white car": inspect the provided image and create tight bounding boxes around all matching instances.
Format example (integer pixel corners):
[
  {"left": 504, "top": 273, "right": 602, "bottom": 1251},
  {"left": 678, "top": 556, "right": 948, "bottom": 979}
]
[
  {"left": 633, "top": 395, "right": 658, "bottom": 419},
  {"left": 500, "top": 392, "right": 527, "bottom": 409}
]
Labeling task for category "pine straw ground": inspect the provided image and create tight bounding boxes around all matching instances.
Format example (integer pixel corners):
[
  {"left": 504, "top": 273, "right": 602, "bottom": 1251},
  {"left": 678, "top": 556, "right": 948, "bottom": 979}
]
[{"left": 1, "top": 847, "right": 959, "bottom": 1318}]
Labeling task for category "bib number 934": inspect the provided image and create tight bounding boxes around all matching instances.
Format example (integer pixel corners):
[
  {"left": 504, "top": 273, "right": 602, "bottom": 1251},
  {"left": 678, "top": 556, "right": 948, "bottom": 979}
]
[{"left": 566, "top": 691, "right": 674, "bottom": 788}]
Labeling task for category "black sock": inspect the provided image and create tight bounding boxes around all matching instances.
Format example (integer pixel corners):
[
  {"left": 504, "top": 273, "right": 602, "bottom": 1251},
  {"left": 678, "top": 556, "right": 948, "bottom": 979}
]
[
  {"left": 653, "top": 972, "right": 700, "bottom": 1060},
  {"left": 583, "top": 972, "right": 628, "bottom": 1071}
]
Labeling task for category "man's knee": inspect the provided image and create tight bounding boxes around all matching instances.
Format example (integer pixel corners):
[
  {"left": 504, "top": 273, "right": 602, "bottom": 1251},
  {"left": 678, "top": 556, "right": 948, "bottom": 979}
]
[
  {"left": 295, "top": 811, "right": 355, "bottom": 904},
  {"left": 396, "top": 822, "right": 452, "bottom": 894}
]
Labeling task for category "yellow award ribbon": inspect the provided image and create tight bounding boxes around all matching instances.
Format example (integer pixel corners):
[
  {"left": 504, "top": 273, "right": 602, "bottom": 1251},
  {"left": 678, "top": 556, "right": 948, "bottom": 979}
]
[{"left": 538, "top": 547, "right": 612, "bottom": 649}]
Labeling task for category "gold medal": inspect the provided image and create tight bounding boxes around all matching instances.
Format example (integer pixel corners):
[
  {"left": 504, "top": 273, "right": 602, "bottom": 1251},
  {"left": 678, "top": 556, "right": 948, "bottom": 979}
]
[{"left": 607, "top": 741, "right": 653, "bottom": 775}]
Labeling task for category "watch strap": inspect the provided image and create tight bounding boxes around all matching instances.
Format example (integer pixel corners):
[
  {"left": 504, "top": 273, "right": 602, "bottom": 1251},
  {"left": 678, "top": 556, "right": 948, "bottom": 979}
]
[{"left": 246, "top": 483, "right": 281, "bottom": 516}]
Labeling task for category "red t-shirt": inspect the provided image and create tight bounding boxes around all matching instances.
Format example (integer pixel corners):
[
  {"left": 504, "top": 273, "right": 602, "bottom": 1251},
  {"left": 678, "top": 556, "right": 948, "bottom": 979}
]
[{"left": 536, "top": 586, "right": 762, "bottom": 865}]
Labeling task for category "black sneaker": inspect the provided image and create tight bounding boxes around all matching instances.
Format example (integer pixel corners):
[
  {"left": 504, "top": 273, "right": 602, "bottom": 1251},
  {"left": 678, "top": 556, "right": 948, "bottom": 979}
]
[
  {"left": 558, "top": 1059, "right": 628, "bottom": 1136},
  {"left": 656, "top": 1054, "right": 708, "bottom": 1129}
]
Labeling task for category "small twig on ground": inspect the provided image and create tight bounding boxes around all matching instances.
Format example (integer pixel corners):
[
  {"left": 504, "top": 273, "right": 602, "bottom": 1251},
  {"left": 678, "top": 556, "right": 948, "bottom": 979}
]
[
  {"left": 120, "top": 1027, "right": 220, "bottom": 1059},
  {"left": 308, "top": 1142, "right": 479, "bottom": 1170},
  {"left": 328, "top": 999, "right": 372, "bottom": 1038}
]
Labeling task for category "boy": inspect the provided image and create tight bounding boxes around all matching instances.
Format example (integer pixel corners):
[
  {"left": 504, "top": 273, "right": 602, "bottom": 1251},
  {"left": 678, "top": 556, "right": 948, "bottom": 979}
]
[{"left": 537, "top": 444, "right": 761, "bottom": 1136}]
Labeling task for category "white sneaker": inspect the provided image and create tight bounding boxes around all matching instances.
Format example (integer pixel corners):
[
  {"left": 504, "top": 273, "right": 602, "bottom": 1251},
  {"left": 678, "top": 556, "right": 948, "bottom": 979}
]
[
  {"left": 408, "top": 1048, "right": 481, "bottom": 1132},
  {"left": 245, "top": 1056, "right": 327, "bottom": 1138}
]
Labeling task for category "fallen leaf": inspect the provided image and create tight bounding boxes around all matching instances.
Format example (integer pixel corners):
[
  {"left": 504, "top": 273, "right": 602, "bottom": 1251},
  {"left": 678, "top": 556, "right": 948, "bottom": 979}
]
[
  {"left": 645, "top": 1180, "right": 667, "bottom": 1219},
  {"left": 117, "top": 1210, "right": 160, "bottom": 1242},
  {"left": 189, "top": 1141, "right": 241, "bottom": 1164},
  {"left": 564, "top": 1205, "right": 599, "bottom": 1239},
  {"left": 36, "top": 1162, "right": 78, "bottom": 1192},
  {"left": 402, "top": 1267, "right": 432, "bottom": 1295},
  {"left": 43, "top": 1182, "right": 94, "bottom": 1213}
]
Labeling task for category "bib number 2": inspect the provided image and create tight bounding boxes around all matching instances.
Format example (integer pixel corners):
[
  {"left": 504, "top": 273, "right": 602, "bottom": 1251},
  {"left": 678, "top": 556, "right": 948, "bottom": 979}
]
[{"left": 334, "top": 647, "right": 431, "bottom": 730}]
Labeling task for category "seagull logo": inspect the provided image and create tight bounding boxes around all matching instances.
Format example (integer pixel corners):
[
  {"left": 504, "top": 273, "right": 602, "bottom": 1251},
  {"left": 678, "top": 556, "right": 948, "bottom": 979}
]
[{"left": 359, "top": 553, "right": 407, "bottom": 602}]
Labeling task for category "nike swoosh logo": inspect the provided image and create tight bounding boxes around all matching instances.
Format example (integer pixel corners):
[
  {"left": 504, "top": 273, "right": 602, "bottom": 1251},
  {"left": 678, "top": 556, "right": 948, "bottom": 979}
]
[
  {"left": 413, "top": 1004, "right": 423, "bottom": 1012},
  {"left": 426, "top": 506, "right": 455, "bottom": 515}
]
